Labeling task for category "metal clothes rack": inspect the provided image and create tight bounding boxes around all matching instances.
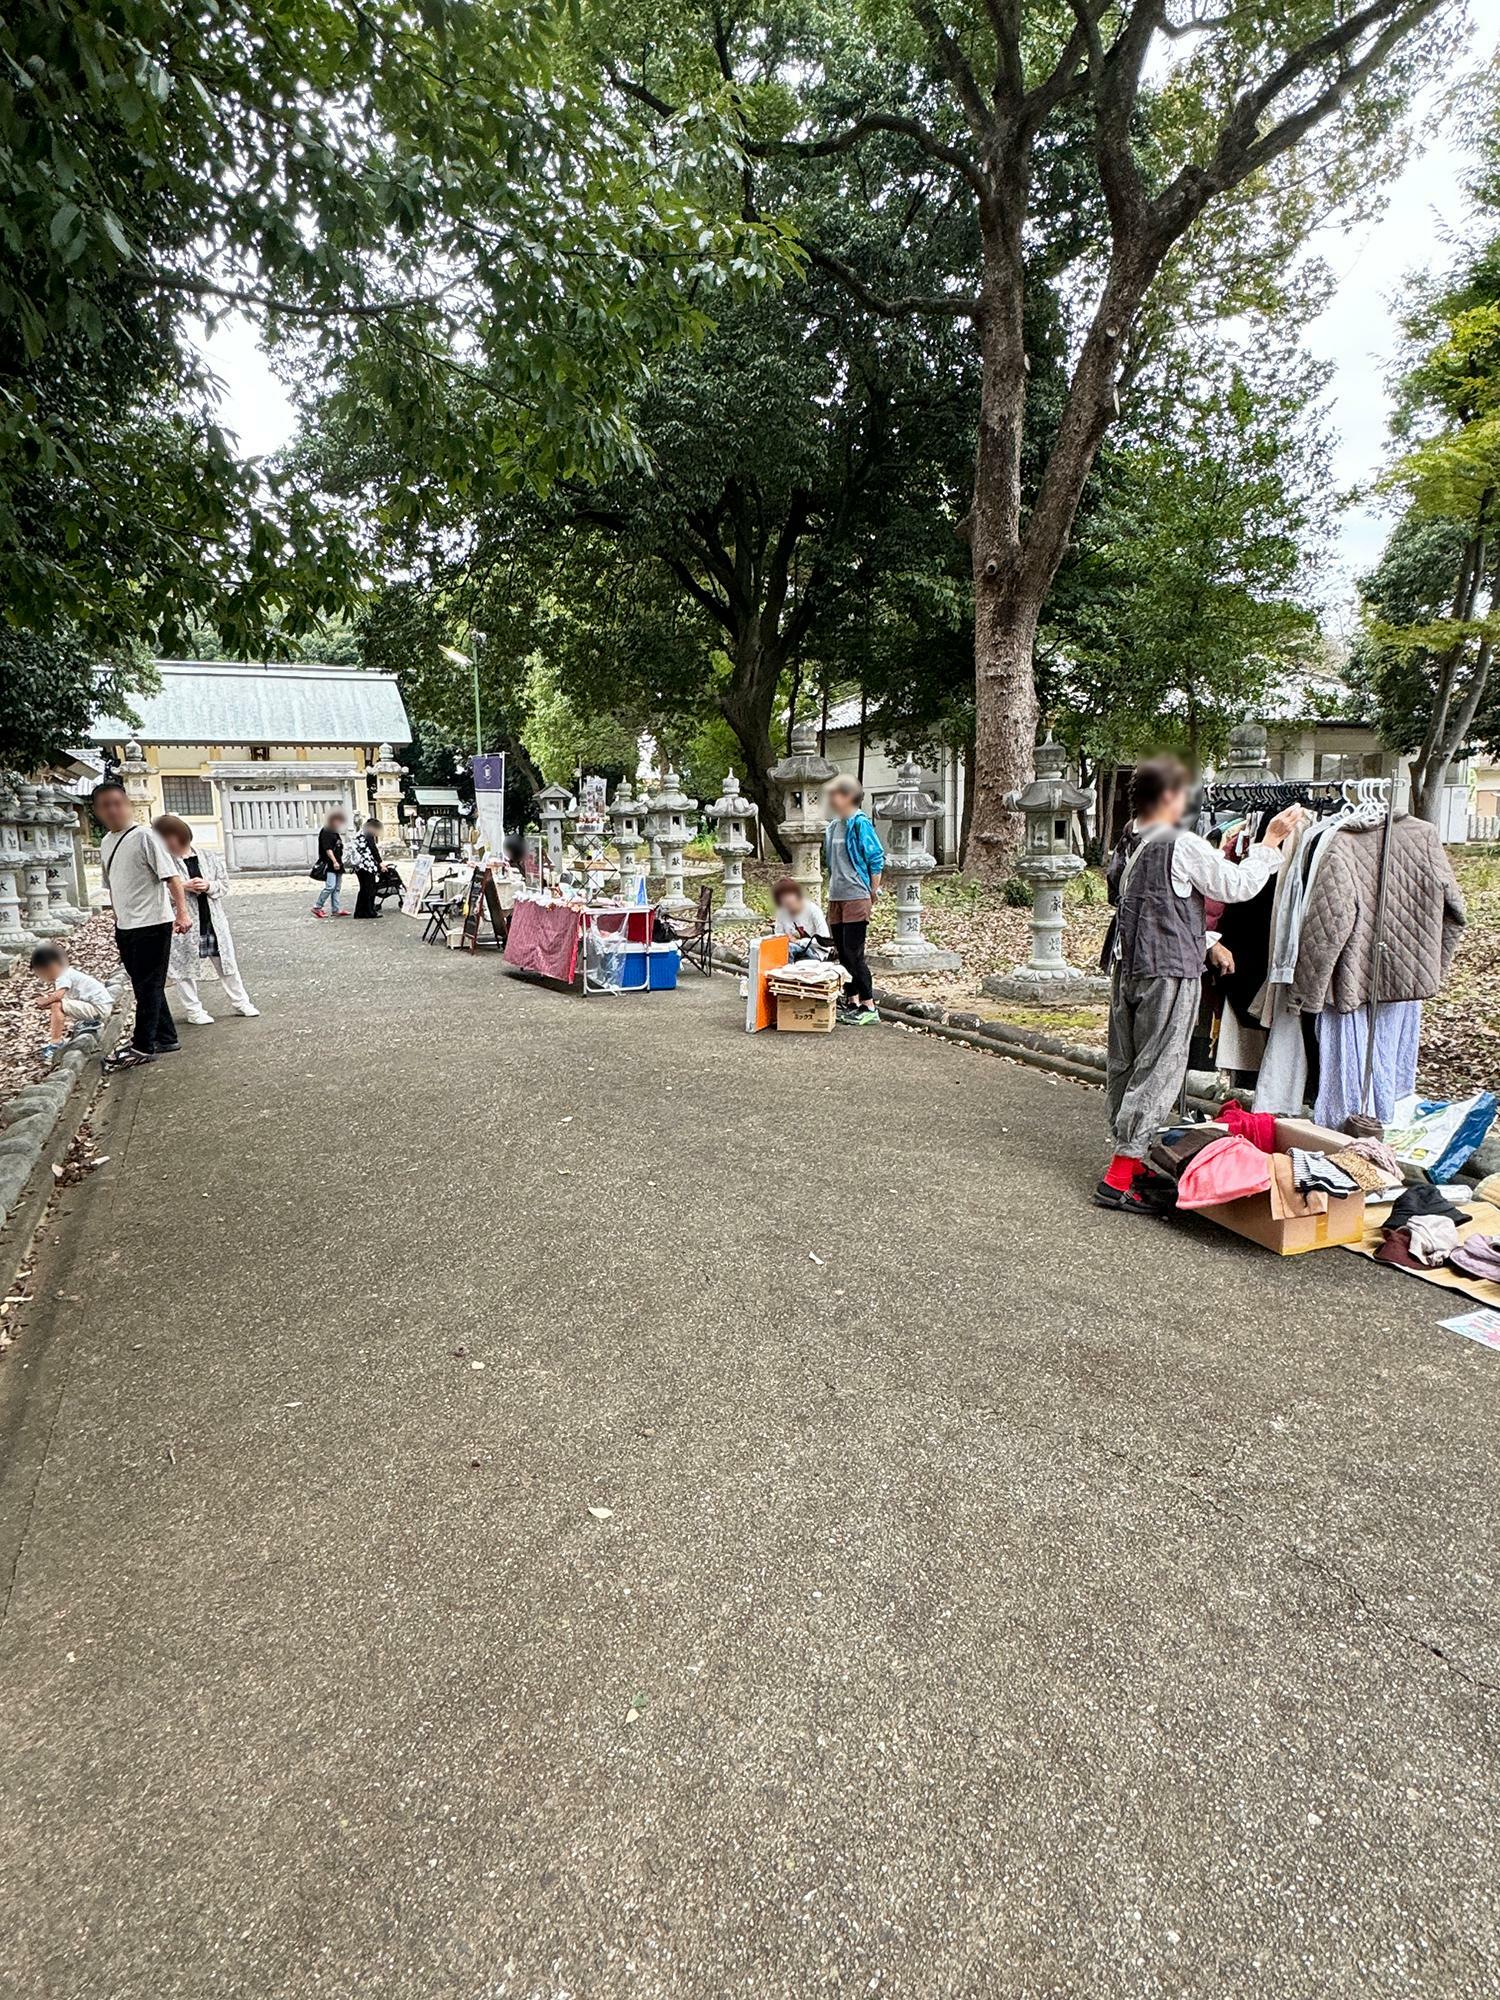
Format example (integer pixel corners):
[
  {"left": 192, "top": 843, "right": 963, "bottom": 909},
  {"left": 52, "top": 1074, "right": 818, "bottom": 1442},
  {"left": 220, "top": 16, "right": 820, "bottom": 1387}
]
[{"left": 1191, "top": 774, "right": 1399, "bottom": 1122}]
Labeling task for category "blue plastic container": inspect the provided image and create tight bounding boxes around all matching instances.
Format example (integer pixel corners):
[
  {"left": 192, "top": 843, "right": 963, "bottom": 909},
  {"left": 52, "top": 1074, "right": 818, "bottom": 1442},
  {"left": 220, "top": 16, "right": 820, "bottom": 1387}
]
[
  {"left": 618, "top": 950, "right": 648, "bottom": 989},
  {"left": 648, "top": 945, "right": 680, "bottom": 990}
]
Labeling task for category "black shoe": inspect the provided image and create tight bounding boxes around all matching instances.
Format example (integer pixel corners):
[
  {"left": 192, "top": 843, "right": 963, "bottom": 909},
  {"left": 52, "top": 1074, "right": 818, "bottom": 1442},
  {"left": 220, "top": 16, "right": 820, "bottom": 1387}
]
[
  {"left": 156, "top": 1042, "right": 182, "bottom": 1055},
  {"left": 1093, "top": 1179, "right": 1172, "bottom": 1214}
]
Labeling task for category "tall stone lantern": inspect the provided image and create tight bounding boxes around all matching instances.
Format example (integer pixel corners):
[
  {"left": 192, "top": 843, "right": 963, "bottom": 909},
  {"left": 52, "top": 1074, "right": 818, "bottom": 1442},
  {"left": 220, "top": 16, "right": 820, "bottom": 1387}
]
[
  {"left": 371, "top": 742, "right": 407, "bottom": 855},
  {"left": 867, "top": 759, "right": 959, "bottom": 974},
  {"left": 37, "top": 784, "right": 87, "bottom": 925},
  {"left": 535, "top": 783, "right": 574, "bottom": 870},
  {"left": 652, "top": 767, "right": 698, "bottom": 914},
  {"left": 0, "top": 774, "right": 35, "bottom": 958},
  {"left": 608, "top": 780, "right": 648, "bottom": 904},
  {"left": 15, "top": 782, "right": 66, "bottom": 938},
  {"left": 768, "top": 721, "right": 837, "bottom": 909},
  {"left": 706, "top": 771, "right": 758, "bottom": 924},
  {"left": 981, "top": 736, "right": 1108, "bottom": 1006},
  {"left": 120, "top": 738, "right": 153, "bottom": 826}
]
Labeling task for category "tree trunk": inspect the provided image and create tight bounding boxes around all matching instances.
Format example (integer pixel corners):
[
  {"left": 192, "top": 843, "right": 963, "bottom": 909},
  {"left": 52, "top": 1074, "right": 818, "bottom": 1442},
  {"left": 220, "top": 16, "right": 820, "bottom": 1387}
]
[
  {"left": 720, "top": 671, "right": 789, "bottom": 860},
  {"left": 965, "top": 228, "right": 1155, "bottom": 878}
]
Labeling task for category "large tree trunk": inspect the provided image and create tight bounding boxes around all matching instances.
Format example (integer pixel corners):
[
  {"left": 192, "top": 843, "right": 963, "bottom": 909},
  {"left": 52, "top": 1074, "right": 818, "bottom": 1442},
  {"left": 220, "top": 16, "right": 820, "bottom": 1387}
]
[
  {"left": 721, "top": 664, "right": 790, "bottom": 860},
  {"left": 964, "top": 208, "right": 1037, "bottom": 878},
  {"left": 965, "top": 235, "right": 1155, "bottom": 877}
]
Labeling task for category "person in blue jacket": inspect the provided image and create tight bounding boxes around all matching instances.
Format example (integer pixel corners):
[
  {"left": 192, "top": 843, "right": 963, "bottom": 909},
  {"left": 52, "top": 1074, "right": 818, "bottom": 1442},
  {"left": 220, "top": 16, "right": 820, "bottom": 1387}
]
[{"left": 822, "top": 775, "right": 885, "bottom": 1025}]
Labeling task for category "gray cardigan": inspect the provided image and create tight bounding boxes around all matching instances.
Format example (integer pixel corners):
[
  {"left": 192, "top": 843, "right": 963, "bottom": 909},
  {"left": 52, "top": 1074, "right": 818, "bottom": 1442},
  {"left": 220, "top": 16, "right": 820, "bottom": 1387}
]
[{"left": 1290, "top": 816, "right": 1465, "bottom": 1015}]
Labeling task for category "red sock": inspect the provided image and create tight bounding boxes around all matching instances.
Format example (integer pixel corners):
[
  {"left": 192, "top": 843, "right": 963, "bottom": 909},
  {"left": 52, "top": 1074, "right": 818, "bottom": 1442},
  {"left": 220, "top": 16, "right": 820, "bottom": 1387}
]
[{"left": 1104, "top": 1154, "right": 1143, "bottom": 1191}]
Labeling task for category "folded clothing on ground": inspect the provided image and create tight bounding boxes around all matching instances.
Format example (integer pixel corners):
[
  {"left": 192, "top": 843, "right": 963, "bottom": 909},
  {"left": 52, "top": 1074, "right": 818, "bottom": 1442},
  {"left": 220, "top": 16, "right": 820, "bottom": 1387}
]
[
  {"left": 1290, "top": 1149, "right": 1361, "bottom": 1198},
  {"left": 1176, "top": 1135, "right": 1273, "bottom": 1210},
  {"left": 1383, "top": 1184, "right": 1473, "bottom": 1235},
  {"left": 1449, "top": 1232, "right": 1500, "bottom": 1282},
  {"left": 1404, "top": 1214, "right": 1460, "bottom": 1267},
  {"left": 1376, "top": 1228, "right": 1422, "bottom": 1270}
]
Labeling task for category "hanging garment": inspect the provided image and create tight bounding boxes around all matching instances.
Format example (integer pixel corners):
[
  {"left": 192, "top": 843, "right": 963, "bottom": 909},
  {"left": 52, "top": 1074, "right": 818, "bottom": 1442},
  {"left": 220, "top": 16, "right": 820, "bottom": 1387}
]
[
  {"left": 1313, "top": 1001, "right": 1422, "bottom": 1130},
  {"left": 1215, "top": 1005, "right": 1268, "bottom": 1077},
  {"left": 1265, "top": 819, "right": 1337, "bottom": 989},
  {"left": 1252, "top": 987, "right": 1309, "bottom": 1116},
  {"left": 1291, "top": 817, "right": 1466, "bottom": 1015}
]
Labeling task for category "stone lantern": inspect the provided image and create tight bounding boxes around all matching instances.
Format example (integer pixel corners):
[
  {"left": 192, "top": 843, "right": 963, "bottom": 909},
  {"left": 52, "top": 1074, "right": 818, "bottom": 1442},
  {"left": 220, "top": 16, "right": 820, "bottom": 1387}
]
[
  {"left": 36, "top": 784, "right": 87, "bottom": 925},
  {"left": 651, "top": 767, "right": 698, "bottom": 914},
  {"left": 608, "top": 779, "right": 648, "bottom": 903},
  {"left": 535, "top": 783, "right": 574, "bottom": 871},
  {"left": 370, "top": 742, "right": 407, "bottom": 855},
  {"left": 981, "top": 736, "right": 1108, "bottom": 1005},
  {"left": 867, "top": 759, "right": 959, "bottom": 974},
  {"left": 15, "top": 782, "right": 66, "bottom": 938},
  {"left": 706, "top": 771, "right": 758, "bottom": 924},
  {"left": 768, "top": 720, "right": 837, "bottom": 909},
  {"left": 0, "top": 773, "right": 35, "bottom": 958},
  {"left": 120, "top": 738, "right": 153, "bottom": 826},
  {"left": 1223, "top": 721, "right": 1271, "bottom": 781}
]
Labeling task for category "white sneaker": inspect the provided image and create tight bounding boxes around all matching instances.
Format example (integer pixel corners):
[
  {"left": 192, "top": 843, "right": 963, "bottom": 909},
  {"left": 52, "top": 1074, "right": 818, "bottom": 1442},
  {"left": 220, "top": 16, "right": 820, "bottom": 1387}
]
[
  {"left": 233, "top": 1003, "right": 261, "bottom": 1017},
  {"left": 185, "top": 1010, "right": 215, "bottom": 1026}
]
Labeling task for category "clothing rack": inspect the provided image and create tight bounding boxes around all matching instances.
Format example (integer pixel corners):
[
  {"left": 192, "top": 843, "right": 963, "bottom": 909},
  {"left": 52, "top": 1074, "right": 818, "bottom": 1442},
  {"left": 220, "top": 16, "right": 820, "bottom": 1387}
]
[{"left": 1194, "top": 774, "right": 1399, "bottom": 1122}]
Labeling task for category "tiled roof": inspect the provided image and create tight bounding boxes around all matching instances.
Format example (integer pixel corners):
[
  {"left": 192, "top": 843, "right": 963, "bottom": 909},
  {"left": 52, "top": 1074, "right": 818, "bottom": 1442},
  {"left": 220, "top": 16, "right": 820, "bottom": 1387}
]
[{"left": 90, "top": 661, "right": 412, "bottom": 747}]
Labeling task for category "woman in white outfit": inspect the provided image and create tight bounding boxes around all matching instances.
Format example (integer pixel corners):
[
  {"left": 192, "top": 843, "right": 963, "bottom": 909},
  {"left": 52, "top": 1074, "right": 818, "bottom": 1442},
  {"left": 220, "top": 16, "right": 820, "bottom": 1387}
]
[{"left": 152, "top": 814, "right": 260, "bottom": 1024}]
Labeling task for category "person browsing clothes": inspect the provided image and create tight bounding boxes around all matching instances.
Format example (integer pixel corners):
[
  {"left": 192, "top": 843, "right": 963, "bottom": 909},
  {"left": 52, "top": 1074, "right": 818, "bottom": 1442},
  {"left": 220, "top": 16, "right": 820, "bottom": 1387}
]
[
  {"left": 1097, "top": 755, "right": 1304, "bottom": 1213},
  {"left": 823, "top": 777, "right": 885, "bottom": 1025}
]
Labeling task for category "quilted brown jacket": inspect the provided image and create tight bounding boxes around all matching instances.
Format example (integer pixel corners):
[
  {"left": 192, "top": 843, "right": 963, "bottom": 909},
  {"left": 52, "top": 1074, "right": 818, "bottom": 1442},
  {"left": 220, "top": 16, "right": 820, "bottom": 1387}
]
[{"left": 1290, "top": 816, "right": 1465, "bottom": 1015}]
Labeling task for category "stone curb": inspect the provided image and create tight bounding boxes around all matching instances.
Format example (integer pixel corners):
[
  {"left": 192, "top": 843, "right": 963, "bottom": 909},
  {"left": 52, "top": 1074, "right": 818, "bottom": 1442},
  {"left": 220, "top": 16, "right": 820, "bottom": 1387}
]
[
  {"left": 710, "top": 941, "right": 1500, "bottom": 1186},
  {"left": 0, "top": 972, "right": 128, "bottom": 1287}
]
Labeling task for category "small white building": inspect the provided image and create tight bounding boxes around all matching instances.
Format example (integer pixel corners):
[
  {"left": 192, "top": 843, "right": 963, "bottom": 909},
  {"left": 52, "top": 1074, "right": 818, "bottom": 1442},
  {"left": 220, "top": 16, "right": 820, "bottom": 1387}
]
[
  {"left": 1263, "top": 717, "right": 1474, "bottom": 842},
  {"left": 90, "top": 660, "right": 412, "bottom": 873},
  {"left": 817, "top": 696, "right": 967, "bottom": 862}
]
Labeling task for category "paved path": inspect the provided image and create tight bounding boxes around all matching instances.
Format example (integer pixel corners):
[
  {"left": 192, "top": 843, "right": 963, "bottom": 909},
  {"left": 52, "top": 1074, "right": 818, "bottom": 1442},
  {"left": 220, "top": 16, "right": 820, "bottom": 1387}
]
[{"left": 2, "top": 894, "right": 1497, "bottom": 1998}]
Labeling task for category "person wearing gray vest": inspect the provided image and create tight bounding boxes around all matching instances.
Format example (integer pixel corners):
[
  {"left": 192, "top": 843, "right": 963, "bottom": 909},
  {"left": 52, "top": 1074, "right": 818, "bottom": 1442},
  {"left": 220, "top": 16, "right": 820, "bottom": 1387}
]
[{"left": 1098, "top": 756, "right": 1304, "bottom": 1212}]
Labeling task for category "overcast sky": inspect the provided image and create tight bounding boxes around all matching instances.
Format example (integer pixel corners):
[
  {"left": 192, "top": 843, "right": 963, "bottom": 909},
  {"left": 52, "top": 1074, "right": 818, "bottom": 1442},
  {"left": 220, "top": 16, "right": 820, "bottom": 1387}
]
[{"left": 195, "top": 37, "right": 1493, "bottom": 625}]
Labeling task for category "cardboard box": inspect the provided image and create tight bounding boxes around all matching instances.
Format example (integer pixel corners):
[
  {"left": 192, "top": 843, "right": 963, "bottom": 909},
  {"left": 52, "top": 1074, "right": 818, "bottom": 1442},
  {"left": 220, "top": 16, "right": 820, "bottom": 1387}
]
[
  {"left": 776, "top": 992, "right": 837, "bottom": 1034},
  {"left": 1196, "top": 1116, "right": 1368, "bottom": 1257}
]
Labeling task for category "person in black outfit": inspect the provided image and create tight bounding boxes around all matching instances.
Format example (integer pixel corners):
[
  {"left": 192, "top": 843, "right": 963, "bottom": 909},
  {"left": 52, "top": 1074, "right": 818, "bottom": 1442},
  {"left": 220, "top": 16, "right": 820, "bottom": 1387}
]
[
  {"left": 350, "top": 819, "right": 384, "bottom": 919},
  {"left": 312, "top": 810, "right": 347, "bottom": 918}
]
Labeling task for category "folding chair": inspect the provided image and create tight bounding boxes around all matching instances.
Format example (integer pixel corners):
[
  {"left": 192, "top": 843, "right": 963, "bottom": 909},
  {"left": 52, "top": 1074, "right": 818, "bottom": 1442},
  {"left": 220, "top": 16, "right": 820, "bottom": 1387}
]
[{"left": 663, "top": 882, "right": 714, "bottom": 976}]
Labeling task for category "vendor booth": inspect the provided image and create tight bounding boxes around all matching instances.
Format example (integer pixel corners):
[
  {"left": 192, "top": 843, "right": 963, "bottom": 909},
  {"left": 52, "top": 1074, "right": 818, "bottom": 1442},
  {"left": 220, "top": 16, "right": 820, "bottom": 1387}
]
[{"left": 502, "top": 895, "right": 678, "bottom": 994}]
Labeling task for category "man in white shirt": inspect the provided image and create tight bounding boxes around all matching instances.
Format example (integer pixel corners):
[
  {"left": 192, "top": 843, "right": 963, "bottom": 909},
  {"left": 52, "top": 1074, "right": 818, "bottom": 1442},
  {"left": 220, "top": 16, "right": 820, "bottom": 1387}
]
[{"left": 94, "top": 779, "right": 191, "bottom": 1069}]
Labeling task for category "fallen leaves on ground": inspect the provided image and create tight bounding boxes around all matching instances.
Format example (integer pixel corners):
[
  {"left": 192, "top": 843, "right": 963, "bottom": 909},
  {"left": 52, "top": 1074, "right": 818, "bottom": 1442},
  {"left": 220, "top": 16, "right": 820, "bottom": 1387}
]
[{"left": 0, "top": 912, "right": 119, "bottom": 1100}]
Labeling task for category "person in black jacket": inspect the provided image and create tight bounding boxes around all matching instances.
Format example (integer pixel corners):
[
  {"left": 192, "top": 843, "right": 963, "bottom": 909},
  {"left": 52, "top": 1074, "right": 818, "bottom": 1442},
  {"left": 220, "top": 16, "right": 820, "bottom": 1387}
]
[
  {"left": 312, "top": 810, "right": 347, "bottom": 919},
  {"left": 350, "top": 819, "right": 384, "bottom": 919}
]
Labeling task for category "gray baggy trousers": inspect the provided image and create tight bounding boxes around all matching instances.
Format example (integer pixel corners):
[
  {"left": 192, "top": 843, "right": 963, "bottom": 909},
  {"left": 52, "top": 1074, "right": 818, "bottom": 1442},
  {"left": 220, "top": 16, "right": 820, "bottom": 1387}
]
[{"left": 1107, "top": 971, "right": 1200, "bottom": 1158}]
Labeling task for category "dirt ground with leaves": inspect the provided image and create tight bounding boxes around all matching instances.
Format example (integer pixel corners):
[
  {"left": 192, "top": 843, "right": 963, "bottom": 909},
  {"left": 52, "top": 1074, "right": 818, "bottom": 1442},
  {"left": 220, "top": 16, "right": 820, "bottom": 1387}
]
[
  {"left": 0, "top": 912, "right": 119, "bottom": 1100},
  {"left": 744, "top": 844, "right": 1500, "bottom": 1098}
]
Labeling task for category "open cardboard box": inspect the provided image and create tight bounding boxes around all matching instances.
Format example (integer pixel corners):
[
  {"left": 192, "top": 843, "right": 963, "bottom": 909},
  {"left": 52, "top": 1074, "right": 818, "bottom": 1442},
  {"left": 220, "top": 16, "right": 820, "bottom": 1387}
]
[{"left": 1195, "top": 1117, "right": 1369, "bottom": 1257}]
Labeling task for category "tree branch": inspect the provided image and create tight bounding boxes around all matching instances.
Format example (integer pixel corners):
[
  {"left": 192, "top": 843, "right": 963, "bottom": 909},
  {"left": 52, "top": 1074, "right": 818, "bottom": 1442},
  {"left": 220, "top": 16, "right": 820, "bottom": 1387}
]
[
  {"left": 804, "top": 244, "right": 983, "bottom": 320},
  {"left": 748, "top": 111, "right": 991, "bottom": 208},
  {"left": 910, "top": 0, "right": 996, "bottom": 144}
]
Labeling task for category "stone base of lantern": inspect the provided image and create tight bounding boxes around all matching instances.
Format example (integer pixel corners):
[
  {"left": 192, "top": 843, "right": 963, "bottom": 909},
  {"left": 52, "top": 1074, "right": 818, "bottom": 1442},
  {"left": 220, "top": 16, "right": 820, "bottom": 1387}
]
[
  {"left": 980, "top": 966, "right": 1111, "bottom": 1007},
  {"left": 868, "top": 939, "right": 961, "bottom": 975}
]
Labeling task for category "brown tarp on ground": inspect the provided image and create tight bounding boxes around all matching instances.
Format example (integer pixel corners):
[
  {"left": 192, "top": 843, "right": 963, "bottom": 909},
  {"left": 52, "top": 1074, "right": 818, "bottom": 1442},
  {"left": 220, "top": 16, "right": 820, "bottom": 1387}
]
[{"left": 1344, "top": 1197, "right": 1500, "bottom": 1309}]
